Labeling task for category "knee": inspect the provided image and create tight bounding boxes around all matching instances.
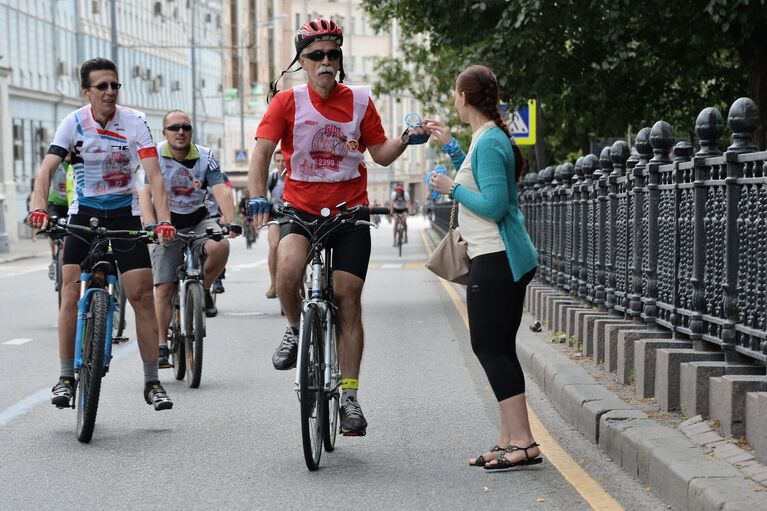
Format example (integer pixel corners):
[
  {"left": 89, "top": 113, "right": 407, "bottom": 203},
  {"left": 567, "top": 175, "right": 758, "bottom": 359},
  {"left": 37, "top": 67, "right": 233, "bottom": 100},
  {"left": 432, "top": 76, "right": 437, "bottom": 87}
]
[{"left": 126, "top": 282, "right": 154, "bottom": 309}]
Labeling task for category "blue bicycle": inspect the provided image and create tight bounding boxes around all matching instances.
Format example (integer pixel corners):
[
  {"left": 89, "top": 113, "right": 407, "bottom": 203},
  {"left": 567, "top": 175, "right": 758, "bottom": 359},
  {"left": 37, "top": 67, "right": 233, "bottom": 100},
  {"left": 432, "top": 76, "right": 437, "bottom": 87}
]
[{"left": 45, "top": 218, "right": 156, "bottom": 442}]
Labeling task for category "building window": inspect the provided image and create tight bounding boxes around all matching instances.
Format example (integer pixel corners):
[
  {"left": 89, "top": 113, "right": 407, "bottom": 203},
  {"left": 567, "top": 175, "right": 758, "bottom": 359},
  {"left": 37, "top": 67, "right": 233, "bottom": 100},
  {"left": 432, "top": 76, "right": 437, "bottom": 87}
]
[{"left": 12, "top": 121, "right": 24, "bottom": 162}]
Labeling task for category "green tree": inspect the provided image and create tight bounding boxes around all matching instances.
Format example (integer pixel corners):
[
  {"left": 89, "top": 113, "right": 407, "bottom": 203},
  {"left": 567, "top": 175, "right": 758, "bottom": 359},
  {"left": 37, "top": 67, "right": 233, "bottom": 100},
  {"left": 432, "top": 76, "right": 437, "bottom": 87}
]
[{"left": 363, "top": 0, "right": 766, "bottom": 166}]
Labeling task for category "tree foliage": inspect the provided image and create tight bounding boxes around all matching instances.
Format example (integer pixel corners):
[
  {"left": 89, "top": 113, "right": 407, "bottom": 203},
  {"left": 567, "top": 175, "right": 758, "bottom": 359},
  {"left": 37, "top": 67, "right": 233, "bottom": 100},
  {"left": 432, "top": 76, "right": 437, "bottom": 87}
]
[{"left": 363, "top": 0, "right": 767, "bottom": 165}]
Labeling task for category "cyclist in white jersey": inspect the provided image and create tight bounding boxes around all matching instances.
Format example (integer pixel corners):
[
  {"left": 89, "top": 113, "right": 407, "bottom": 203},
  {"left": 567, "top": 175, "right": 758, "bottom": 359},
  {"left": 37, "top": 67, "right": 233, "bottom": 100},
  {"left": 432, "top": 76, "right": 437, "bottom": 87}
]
[{"left": 28, "top": 58, "right": 176, "bottom": 411}]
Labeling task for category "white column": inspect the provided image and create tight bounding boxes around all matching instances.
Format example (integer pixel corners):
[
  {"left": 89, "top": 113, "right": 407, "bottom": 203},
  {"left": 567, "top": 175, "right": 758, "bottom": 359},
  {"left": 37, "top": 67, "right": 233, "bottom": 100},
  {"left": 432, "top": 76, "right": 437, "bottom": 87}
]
[{"left": 0, "top": 65, "right": 18, "bottom": 244}]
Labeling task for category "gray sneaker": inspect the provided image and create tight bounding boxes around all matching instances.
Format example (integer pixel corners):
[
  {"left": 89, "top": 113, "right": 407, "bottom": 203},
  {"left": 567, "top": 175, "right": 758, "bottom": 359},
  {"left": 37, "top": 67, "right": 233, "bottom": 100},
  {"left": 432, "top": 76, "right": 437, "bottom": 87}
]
[
  {"left": 339, "top": 397, "right": 367, "bottom": 436},
  {"left": 272, "top": 326, "right": 299, "bottom": 370}
]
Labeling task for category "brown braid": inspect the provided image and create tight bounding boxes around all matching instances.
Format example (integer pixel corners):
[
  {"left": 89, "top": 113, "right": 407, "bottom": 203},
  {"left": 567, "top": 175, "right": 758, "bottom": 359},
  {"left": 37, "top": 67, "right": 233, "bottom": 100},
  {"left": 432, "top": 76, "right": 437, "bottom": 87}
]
[{"left": 456, "top": 65, "right": 523, "bottom": 180}]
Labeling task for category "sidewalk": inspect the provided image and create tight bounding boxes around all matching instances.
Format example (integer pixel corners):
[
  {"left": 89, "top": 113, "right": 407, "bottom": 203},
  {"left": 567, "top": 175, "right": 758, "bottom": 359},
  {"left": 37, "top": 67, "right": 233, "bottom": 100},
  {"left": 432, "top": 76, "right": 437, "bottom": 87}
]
[
  {"left": 422, "top": 226, "right": 766, "bottom": 511},
  {"left": 0, "top": 236, "right": 50, "bottom": 264}
]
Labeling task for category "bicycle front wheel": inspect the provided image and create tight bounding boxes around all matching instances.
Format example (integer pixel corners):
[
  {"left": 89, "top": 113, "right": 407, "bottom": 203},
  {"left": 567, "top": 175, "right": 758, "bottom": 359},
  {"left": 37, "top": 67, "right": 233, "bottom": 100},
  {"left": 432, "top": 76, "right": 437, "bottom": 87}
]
[
  {"left": 76, "top": 290, "right": 108, "bottom": 443},
  {"left": 185, "top": 282, "right": 205, "bottom": 388},
  {"left": 299, "top": 305, "right": 326, "bottom": 470}
]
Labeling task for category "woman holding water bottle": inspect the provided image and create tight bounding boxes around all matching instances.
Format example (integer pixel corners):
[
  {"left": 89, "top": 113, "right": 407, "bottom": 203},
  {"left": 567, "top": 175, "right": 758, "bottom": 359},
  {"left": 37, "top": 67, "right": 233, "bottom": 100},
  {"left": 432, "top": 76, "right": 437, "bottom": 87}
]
[{"left": 424, "top": 64, "right": 540, "bottom": 471}]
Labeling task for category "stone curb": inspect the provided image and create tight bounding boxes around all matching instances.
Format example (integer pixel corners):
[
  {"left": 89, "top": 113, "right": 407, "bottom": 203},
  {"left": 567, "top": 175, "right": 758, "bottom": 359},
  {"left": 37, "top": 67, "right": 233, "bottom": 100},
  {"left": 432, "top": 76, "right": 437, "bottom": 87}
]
[{"left": 516, "top": 315, "right": 766, "bottom": 511}]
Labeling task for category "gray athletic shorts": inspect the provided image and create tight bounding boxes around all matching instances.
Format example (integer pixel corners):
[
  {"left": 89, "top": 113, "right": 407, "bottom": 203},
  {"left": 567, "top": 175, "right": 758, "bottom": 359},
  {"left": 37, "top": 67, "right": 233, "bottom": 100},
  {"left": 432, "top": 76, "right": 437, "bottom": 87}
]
[{"left": 151, "top": 217, "right": 222, "bottom": 285}]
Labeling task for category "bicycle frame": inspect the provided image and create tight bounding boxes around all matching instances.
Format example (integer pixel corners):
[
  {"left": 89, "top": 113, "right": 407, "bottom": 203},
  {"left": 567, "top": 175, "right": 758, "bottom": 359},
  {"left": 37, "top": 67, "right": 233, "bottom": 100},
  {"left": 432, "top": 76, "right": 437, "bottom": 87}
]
[
  {"left": 176, "top": 241, "right": 205, "bottom": 337},
  {"left": 294, "top": 245, "right": 339, "bottom": 396},
  {"left": 73, "top": 251, "right": 118, "bottom": 376}
]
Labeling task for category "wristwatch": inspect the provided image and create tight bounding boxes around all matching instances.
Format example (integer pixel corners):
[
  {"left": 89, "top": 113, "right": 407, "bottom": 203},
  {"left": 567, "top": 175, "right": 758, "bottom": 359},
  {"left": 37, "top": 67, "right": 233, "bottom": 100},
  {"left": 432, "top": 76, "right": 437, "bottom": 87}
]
[{"left": 400, "top": 129, "right": 412, "bottom": 145}]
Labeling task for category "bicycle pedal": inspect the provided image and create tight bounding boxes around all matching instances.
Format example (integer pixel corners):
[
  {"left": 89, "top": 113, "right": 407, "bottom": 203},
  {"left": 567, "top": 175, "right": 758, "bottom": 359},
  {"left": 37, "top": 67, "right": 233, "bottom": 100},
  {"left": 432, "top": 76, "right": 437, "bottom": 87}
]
[
  {"left": 112, "top": 337, "right": 130, "bottom": 344},
  {"left": 340, "top": 429, "right": 367, "bottom": 437}
]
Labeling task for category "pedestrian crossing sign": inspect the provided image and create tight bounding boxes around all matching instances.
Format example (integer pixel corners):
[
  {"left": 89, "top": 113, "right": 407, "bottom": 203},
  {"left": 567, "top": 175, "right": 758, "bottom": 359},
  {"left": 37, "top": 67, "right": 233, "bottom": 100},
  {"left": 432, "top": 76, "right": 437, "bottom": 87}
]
[
  {"left": 499, "top": 100, "right": 536, "bottom": 145},
  {"left": 235, "top": 149, "right": 248, "bottom": 162}
]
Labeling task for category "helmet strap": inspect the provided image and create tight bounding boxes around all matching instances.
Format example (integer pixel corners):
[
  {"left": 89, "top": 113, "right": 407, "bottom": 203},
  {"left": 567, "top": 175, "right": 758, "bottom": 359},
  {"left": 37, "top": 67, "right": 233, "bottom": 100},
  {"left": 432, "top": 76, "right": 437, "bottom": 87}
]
[{"left": 268, "top": 54, "right": 302, "bottom": 104}]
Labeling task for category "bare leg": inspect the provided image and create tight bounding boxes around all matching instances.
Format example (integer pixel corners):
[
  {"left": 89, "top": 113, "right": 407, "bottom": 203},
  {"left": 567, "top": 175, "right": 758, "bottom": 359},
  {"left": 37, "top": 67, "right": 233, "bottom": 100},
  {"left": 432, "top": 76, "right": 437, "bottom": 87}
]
[
  {"left": 276, "top": 234, "right": 309, "bottom": 325},
  {"left": 202, "top": 238, "right": 229, "bottom": 289},
  {"left": 267, "top": 223, "right": 279, "bottom": 288},
  {"left": 333, "top": 271, "right": 365, "bottom": 379},
  {"left": 154, "top": 282, "right": 174, "bottom": 345},
  {"left": 482, "top": 394, "right": 540, "bottom": 467},
  {"left": 122, "top": 268, "right": 160, "bottom": 362},
  {"left": 57, "top": 264, "right": 81, "bottom": 359}
]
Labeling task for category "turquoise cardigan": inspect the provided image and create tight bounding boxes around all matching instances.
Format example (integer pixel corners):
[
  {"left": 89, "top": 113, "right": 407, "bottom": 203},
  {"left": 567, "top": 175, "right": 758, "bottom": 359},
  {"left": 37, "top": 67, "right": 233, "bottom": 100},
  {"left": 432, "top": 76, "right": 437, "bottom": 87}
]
[{"left": 446, "top": 126, "right": 538, "bottom": 281}]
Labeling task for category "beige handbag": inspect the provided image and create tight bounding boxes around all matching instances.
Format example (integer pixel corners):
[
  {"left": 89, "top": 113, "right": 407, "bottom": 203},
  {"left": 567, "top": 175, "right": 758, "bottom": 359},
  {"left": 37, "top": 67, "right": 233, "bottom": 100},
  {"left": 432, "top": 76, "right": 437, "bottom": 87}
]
[{"left": 425, "top": 201, "right": 470, "bottom": 284}]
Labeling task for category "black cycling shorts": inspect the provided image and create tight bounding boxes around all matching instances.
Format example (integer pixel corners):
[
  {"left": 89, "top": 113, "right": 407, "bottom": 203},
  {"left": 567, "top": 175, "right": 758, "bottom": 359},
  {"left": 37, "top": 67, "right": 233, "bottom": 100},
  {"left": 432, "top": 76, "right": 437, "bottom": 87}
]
[
  {"left": 280, "top": 209, "right": 372, "bottom": 281},
  {"left": 62, "top": 205, "right": 152, "bottom": 273},
  {"left": 47, "top": 203, "right": 69, "bottom": 220}
]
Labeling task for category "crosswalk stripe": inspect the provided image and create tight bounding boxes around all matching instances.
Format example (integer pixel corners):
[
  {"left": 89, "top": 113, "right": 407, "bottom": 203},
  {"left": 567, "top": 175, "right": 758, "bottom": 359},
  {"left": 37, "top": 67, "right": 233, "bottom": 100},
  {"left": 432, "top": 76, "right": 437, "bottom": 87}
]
[{"left": 3, "top": 338, "right": 33, "bottom": 346}]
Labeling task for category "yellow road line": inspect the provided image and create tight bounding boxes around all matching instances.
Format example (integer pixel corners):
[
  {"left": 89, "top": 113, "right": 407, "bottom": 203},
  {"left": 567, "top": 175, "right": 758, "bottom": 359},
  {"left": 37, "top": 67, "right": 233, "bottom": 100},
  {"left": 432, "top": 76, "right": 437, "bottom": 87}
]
[{"left": 420, "top": 229, "right": 623, "bottom": 511}]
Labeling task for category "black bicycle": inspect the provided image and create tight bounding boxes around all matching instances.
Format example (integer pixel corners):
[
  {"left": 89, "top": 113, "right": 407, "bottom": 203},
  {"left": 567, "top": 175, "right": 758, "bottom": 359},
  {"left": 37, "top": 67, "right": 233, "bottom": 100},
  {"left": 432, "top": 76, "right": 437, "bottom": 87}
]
[
  {"left": 167, "top": 225, "right": 240, "bottom": 388},
  {"left": 41, "top": 218, "right": 156, "bottom": 442},
  {"left": 273, "top": 202, "right": 390, "bottom": 470}
]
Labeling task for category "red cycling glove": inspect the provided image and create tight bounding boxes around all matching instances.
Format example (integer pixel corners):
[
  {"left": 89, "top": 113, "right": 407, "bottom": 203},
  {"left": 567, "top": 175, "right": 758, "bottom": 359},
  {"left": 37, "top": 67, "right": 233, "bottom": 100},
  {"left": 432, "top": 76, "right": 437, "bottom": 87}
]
[
  {"left": 155, "top": 222, "right": 176, "bottom": 240},
  {"left": 28, "top": 209, "right": 50, "bottom": 228}
]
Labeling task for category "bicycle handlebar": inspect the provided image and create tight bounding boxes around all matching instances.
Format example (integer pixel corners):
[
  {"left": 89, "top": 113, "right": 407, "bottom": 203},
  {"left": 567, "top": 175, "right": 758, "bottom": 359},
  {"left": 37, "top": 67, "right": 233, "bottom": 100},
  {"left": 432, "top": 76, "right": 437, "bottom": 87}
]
[{"left": 40, "top": 219, "right": 158, "bottom": 243}]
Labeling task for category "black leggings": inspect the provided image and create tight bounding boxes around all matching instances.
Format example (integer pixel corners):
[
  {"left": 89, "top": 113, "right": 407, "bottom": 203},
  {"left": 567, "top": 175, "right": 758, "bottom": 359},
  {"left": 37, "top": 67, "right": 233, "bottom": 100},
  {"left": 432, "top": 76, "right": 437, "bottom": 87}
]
[{"left": 466, "top": 251, "right": 536, "bottom": 402}]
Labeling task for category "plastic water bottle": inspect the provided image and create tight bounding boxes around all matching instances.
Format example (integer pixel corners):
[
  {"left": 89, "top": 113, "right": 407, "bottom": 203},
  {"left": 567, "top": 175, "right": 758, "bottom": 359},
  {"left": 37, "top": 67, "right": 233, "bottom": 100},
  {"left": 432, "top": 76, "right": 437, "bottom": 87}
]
[{"left": 425, "top": 166, "right": 446, "bottom": 200}]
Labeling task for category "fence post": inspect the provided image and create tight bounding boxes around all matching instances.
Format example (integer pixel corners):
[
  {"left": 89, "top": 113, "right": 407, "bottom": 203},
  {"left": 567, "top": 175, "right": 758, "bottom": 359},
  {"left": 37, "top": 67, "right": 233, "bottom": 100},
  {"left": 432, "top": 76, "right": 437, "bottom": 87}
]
[
  {"left": 691, "top": 107, "right": 724, "bottom": 348},
  {"left": 607, "top": 141, "right": 629, "bottom": 312},
  {"left": 580, "top": 154, "right": 597, "bottom": 300},
  {"left": 553, "top": 165, "right": 563, "bottom": 289},
  {"left": 571, "top": 158, "right": 583, "bottom": 296},
  {"left": 670, "top": 141, "right": 693, "bottom": 332},
  {"left": 722, "top": 98, "right": 760, "bottom": 360},
  {"left": 644, "top": 121, "right": 674, "bottom": 326},
  {"left": 629, "top": 128, "right": 652, "bottom": 320},
  {"left": 595, "top": 147, "right": 611, "bottom": 310},
  {"left": 560, "top": 163, "right": 574, "bottom": 290},
  {"left": 545, "top": 167, "right": 556, "bottom": 284}
]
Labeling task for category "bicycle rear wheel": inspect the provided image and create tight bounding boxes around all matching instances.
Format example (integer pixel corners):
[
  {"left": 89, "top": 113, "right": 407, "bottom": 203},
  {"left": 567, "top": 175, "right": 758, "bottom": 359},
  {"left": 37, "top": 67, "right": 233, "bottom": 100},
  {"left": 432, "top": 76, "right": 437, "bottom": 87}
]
[
  {"left": 76, "top": 290, "right": 108, "bottom": 443},
  {"left": 185, "top": 282, "right": 205, "bottom": 388},
  {"left": 299, "top": 305, "right": 326, "bottom": 470},
  {"left": 323, "top": 321, "right": 340, "bottom": 452}
]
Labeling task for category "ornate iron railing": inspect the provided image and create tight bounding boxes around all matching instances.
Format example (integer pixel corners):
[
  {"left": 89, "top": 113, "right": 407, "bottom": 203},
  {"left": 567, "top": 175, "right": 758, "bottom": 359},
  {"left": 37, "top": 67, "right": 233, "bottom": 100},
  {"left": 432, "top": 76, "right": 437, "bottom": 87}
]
[{"left": 520, "top": 98, "right": 767, "bottom": 364}]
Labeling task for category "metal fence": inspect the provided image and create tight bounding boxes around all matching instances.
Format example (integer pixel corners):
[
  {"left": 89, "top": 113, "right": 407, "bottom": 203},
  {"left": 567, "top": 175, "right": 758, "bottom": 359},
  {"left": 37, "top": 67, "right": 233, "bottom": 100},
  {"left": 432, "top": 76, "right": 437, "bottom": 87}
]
[{"left": 519, "top": 98, "right": 767, "bottom": 365}]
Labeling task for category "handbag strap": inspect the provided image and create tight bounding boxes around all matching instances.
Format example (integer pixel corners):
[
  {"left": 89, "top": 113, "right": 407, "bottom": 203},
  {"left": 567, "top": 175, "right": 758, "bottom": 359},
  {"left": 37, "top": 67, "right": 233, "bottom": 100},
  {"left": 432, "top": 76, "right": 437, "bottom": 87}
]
[{"left": 449, "top": 200, "right": 457, "bottom": 229}]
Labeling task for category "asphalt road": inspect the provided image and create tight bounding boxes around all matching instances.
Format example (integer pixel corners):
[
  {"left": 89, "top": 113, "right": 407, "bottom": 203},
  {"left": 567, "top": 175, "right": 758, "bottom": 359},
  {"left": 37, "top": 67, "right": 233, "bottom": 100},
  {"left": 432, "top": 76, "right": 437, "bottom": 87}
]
[{"left": 0, "top": 216, "right": 664, "bottom": 510}]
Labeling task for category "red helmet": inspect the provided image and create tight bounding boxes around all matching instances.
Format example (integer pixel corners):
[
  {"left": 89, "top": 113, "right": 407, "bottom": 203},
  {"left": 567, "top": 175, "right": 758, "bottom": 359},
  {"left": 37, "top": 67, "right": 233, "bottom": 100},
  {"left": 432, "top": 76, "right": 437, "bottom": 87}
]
[
  {"left": 295, "top": 18, "right": 343, "bottom": 53},
  {"left": 395, "top": 185, "right": 404, "bottom": 193}
]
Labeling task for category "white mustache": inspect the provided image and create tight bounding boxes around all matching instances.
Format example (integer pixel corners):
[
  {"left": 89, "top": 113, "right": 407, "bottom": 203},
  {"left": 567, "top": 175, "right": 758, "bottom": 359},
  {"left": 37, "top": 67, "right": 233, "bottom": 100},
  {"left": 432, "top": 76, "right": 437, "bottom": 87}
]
[{"left": 318, "top": 65, "right": 335, "bottom": 75}]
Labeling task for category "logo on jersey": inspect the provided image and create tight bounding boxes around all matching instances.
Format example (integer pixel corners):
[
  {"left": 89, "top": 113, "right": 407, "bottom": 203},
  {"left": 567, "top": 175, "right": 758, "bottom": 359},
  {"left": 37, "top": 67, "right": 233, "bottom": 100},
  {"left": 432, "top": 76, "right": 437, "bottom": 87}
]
[
  {"left": 170, "top": 168, "right": 195, "bottom": 197},
  {"left": 101, "top": 152, "right": 132, "bottom": 188},
  {"left": 309, "top": 124, "right": 349, "bottom": 172}
]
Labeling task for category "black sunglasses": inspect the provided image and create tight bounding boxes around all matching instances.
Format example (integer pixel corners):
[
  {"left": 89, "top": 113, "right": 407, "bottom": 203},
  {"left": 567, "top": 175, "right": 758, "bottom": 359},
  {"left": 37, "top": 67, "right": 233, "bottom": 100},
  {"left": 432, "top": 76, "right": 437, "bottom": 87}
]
[
  {"left": 91, "top": 81, "right": 122, "bottom": 91},
  {"left": 165, "top": 124, "right": 193, "bottom": 132},
  {"left": 302, "top": 49, "right": 342, "bottom": 62}
]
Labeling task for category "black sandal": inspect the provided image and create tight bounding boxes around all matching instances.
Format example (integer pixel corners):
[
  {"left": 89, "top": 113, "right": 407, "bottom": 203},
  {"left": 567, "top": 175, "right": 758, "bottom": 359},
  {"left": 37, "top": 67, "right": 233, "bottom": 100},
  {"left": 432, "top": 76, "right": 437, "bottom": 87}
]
[
  {"left": 484, "top": 442, "right": 542, "bottom": 470},
  {"left": 469, "top": 445, "right": 503, "bottom": 467}
]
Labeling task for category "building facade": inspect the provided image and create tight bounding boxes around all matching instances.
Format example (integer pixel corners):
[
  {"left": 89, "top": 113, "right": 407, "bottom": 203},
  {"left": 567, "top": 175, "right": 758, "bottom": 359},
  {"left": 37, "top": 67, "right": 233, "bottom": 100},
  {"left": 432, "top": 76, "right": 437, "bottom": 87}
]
[{"left": 0, "top": 0, "right": 226, "bottom": 239}]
